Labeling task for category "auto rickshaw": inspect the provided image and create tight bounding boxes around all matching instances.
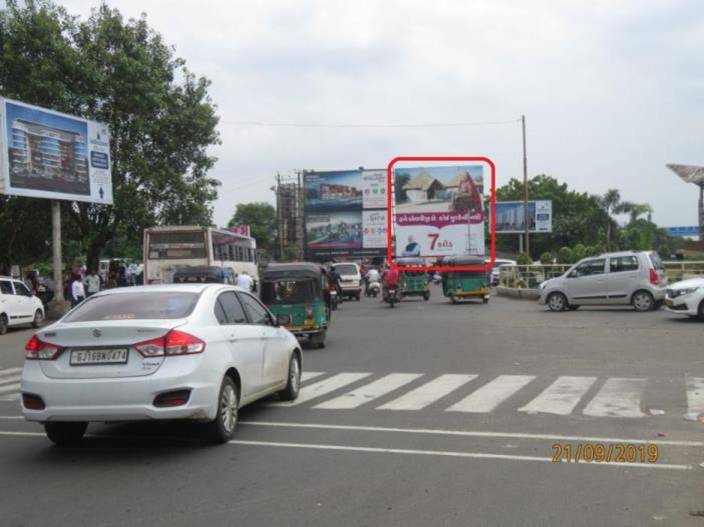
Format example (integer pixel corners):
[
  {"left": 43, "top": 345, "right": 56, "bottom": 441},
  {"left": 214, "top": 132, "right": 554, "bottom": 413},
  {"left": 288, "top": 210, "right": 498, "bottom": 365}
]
[
  {"left": 396, "top": 258, "right": 430, "bottom": 301},
  {"left": 441, "top": 256, "right": 490, "bottom": 304},
  {"left": 261, "top": 263, "right": 330, "bottom": 348}
]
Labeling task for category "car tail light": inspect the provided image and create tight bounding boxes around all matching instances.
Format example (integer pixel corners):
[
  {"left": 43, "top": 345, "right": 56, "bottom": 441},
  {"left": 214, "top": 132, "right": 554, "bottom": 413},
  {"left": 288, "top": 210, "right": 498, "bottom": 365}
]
[
  {"left": 25, "top": 335, "right": 62, "bottom": 360},
  {"left": 649, "top": 268, "right": 658, "bottom": 285},
  {"left": 135, "top": 330, "right": 205, "bottom": 357}
]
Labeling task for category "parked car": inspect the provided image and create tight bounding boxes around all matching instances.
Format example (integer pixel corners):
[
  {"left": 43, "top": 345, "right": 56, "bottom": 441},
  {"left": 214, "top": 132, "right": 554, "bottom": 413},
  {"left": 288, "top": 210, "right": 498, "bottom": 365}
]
[
  {"left": 21, "top": 284, "right": 302, "bottom": 445},
  {"left": 332, "top": 262, "right": 362, "bottom": 300},
  {"left": 665, "top": 277, "right": 704, "bottom": 321},
  {"left": 0, "top": 276, "right": 45, "bottom": 335},
  {"left": 538, "top": 251, "right": 667, "bottom": 312},
  {"left": 488, "top": 259, "right": 517, "bottom": 286}
]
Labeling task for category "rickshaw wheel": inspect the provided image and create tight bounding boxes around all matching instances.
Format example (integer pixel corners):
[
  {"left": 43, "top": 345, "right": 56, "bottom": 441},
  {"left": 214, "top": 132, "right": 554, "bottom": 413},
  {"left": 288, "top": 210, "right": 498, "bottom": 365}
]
[
  {"left": 450, "top": 295, "right": 458, "bottom": 304},
  {"left": 423, "top": 292, "right": 430, "bottom": 301},
  {"left": 482, "top": 296, "right": 489, "bottom": 304},
  {"left": 310, "top": 330, "right": 326, "bottom": 349}
]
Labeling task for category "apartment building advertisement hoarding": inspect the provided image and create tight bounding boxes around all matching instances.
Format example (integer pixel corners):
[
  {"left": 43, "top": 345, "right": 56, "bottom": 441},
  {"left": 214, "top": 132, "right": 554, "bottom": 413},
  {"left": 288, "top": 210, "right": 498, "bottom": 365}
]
[
  {"left": 303, "top": 168, "right": 387, "bottom": 258},
  {"left": 0, "top": 98, "right": 112, "bottom": 204},
  {"left": 494, "top": 200, "right": 553, "bottom": 233}
]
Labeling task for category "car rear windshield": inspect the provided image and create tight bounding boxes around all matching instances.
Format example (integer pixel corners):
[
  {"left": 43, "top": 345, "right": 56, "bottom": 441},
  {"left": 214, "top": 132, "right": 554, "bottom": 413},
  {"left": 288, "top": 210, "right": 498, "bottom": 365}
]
[
  {"left": 63, "top": 292, "right": 200, "bottom": 322},
  {"left": 648, "top": 252, "right": 664, "bottom": 270},
  {"left": 334, "top": 264, "right": 358, "bottom": 275}
]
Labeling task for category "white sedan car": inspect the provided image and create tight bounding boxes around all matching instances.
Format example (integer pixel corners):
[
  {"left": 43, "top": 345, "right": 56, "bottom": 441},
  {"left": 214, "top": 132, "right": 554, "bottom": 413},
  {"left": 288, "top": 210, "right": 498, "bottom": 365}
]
[
  {"left": 21, "top": 284, "right": 302, "bottom": 445},
  {"left": 665, "top": 277, "right": 704, "bottom": 321}
]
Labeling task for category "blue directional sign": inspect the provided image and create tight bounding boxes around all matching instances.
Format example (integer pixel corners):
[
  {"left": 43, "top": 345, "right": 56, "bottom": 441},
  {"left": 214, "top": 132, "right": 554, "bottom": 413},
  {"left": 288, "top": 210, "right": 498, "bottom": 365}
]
[{"left": 666, "top": 226, "right": 700, "bottom": 237}]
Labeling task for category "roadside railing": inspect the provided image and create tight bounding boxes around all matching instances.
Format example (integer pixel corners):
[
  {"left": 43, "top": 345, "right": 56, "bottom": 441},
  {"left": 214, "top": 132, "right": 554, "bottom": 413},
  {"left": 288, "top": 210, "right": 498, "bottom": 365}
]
[{"left": 498, "top": 261, "right": 704, "bottom": 289}]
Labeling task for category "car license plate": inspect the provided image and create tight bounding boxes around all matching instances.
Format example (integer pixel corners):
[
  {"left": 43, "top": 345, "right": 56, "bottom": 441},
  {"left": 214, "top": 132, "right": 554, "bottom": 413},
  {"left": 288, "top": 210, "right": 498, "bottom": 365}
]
[{"left": 70, "top": 348, "right": 129, "bottom": 366}]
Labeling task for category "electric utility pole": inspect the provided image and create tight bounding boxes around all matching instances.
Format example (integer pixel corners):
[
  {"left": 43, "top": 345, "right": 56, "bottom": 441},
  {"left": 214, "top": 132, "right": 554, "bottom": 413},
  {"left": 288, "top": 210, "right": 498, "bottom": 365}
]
[{"left": 522, "top": 115, "right": 529, "bottom": 257}]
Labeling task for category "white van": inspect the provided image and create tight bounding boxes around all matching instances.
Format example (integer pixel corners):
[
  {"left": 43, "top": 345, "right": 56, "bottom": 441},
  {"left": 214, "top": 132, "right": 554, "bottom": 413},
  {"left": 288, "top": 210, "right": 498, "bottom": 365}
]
[{"left": 332, "top": 262, "right": 362, "bottom": 301}]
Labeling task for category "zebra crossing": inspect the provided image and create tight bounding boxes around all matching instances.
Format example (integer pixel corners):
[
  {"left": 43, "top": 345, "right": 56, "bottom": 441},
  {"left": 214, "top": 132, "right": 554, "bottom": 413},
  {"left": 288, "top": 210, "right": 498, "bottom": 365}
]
[
  {"left": 270, "top": 370, "right": 704, "bottom": 419},
  {"left": 0, "top": 367, "right": 22, "bottom": 401}
]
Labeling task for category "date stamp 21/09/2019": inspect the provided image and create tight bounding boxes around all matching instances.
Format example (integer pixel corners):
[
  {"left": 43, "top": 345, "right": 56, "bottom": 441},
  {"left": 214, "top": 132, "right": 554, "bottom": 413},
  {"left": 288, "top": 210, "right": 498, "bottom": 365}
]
[{"left": 552, "top": 443, "right": 659, "bottom": 464}]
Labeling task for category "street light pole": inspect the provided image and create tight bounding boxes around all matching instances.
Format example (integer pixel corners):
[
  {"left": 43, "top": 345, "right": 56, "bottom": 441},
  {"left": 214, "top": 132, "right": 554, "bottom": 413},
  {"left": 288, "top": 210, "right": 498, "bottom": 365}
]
[{"left": 521, "top": 114, "right": 530, "bottom": 257}]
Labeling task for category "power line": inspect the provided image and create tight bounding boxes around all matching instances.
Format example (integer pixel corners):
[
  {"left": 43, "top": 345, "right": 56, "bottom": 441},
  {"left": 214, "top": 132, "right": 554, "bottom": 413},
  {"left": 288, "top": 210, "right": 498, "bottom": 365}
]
[{"left": 220, "top": 118, "right": 520, "bottom": 129}]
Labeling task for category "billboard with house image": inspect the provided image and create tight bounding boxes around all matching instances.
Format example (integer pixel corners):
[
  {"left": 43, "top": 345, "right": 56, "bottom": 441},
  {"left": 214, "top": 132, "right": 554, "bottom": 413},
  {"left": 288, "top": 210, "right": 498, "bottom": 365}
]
[{"left": 393, "top": 165, "right": 485, "bottom": 258}]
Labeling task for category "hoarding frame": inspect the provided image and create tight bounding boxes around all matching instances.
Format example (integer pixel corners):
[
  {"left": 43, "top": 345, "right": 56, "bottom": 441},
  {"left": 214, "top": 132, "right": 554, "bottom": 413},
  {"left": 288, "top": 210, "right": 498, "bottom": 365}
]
[
  {"left": 386, "top": 156, "right": 496, "bottom": 273},
  {"left": 494, "top": 200, "right": 552, "bottom": 234},
  {"left": 0, "top": 97, "right": 112, "bottom": 204}
]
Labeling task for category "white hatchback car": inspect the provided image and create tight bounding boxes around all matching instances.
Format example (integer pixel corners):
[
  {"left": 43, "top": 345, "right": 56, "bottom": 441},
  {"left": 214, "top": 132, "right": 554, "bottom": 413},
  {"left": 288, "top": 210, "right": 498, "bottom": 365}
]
[
  {"left": 0, "top": 276, "right": 45, "bottom": 335},
  {"left": 665, "top": 277, "right": 704, "bottom": 321},
  {"left": 21, "top": 284, "right": 302, "bottom": 445}
]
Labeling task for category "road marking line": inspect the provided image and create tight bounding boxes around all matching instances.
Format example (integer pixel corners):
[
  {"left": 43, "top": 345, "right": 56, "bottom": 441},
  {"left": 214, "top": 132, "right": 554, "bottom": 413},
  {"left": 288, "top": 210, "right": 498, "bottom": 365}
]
[
  {"left": 583, "top": 378, "right": 647, "bottom": 418},
  {"left": 446, "top": 375, "right": 535, "bottom": 413},
  {"left": 0, "top": 394, "right": 20, "bottom": 402},
  {"left": 228, "top": 439, "right": 692, "bottom": 470},
  {"left": 685, "top": 377, "right": 704, "bottom": 415},
  {"left": 0, "top": 375, "right": 21, "bottom": 387},
  {"left": 269, "top": 373, "right": 372, "bottom": 406},
  {"left": 0, "top": 431, "right": 45, "bottom": 437},
  {"left": 0, "top": 416, "right": 23, "bottom": 419},
  {"left": 239, "top": 421, "right": 704, "bottom": 447},
  {"left": 519, "top": 376, "right": 597, "bottom": 415},
  {"left": 301, "top": 371, "right": 326, "bottom": 383},
  {"left": 377, "top": 374, "right": 477, "bottom": 410},
  {"left": 0, "top": 384, "right": 20, "bottom": 396},
  {"left": 314, "top": 374, "right": 423, "bottom": 409},
  {"left": 0, "top": 368, "right": 22, "bottom": 379}
]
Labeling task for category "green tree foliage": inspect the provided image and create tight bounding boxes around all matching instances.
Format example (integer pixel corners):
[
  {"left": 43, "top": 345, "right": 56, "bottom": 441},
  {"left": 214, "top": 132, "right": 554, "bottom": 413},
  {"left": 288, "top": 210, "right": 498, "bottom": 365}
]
[
  {"left": 228, "top": 202, "right": 276, "bottom": 251},
  {"left": 0, "top": 196, "right": 52, "bottom": 273},
  {"left": 0, "top": 1, "right": 220, "bottom": 270},
  {"left": 539, "top": 251, "right": 554, "bottom": 264},
  {"left": 496, "top": 175, "right": 611, "bottom": 258}
]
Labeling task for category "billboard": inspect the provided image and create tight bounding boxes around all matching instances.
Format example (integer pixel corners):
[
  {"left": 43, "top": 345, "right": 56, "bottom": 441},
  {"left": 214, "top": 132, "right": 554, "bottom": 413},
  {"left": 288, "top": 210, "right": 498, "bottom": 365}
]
[
  {"left": 494, "top": 200, "right": 552, "bottom": 233},
  {"left": 304, "top": 169, "right": 387, "bottom": 258},
  {"left": 0, "top": 98, "right": 112, "bottom": 204},
  {"left": 393, "top": 165, "right": 485, "bottom": 258},
  {"left": 227, "top": 225, "right": 251, "bottom": 237}
]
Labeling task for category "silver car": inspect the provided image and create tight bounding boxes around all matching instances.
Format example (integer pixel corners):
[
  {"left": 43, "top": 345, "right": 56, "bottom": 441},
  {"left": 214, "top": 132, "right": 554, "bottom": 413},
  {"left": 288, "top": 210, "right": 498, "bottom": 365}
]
[
  {"left": 21, "top": 284, "right": 302, "bottom": 445},
  {"left": 538, "top": 251, "right": 667, "bottom": 312}
]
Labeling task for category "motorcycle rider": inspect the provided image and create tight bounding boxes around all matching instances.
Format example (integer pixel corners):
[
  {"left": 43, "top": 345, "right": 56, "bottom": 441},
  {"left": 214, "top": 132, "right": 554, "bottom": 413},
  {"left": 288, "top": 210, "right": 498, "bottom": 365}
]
[
  {"left": 382, "top": 262, "right": 400, "bottom": 300},
  {"left": 365, "top": 266, "right": 381, "bottom": 296},
  {"left": 327, "top": 265, "right": 343, "bottom": 299}
]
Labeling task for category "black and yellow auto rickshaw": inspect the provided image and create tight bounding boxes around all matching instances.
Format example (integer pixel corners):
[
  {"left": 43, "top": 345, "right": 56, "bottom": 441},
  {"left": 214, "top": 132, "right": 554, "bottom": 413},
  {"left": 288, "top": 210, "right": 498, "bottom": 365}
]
[
  {"left": 260, "top": 263, "right": 330, "bottom": 348},
  {"left": 397, "top": 258, "right": 430, "bottom": 301},
  {"left": 441, "top": 256, "right": 490, "bottom": 304}
]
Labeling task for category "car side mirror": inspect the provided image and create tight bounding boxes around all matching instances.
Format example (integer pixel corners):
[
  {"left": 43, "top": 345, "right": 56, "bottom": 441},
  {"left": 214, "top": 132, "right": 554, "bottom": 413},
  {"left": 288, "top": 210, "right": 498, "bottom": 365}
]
[{"left": 276, "top": 314, "right": 291, "bottom": 326}]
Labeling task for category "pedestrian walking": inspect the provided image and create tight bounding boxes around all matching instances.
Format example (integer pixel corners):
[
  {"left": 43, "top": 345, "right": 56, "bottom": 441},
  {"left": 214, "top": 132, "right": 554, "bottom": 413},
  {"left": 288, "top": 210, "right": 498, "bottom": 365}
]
[{"left": 236, "top": 270, "right": 254, "bottom": 292}]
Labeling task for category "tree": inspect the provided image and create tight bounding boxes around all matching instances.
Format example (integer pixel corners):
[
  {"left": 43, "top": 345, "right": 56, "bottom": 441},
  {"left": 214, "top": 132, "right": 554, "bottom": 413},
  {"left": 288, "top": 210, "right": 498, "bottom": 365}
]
[
  {"left": 496, "top": 175, "right": 611, "bottom": 258},
  {"left": 0, "top": 1, "right": 220, "bottom": 270},
  {"left": 597, "top": 189, "right": 627, "bottom": 249},
  {"left": 228, "top": 202, "right": 276, "bottom": 251},
  {"left": 0, "top": 196, "right": 52, "bottom": 273}
]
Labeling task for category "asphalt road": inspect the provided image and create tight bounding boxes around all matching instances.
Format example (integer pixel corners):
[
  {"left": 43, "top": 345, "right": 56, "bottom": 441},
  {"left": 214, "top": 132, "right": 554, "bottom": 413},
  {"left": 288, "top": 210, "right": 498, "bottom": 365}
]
[{"left": 1, "top": 287, "right": 703, "bottom": 526}]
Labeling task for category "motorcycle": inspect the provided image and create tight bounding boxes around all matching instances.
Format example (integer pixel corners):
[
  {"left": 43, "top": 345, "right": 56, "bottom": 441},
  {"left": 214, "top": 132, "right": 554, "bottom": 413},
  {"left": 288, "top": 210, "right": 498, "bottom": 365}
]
[
  {"left": 383, "top": 286, "right": 400, "bottom": 308},
  {"left": 328, "top": 283, "right": 340, "bottom": 311},
  {"left": 365, "top": 279, "right": 381, "bottom": 298}
]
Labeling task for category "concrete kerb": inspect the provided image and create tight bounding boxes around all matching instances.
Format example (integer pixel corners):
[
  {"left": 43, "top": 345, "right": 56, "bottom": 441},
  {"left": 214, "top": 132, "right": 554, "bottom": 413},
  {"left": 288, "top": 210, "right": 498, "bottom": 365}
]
[{"left": 495, "top": 286, "right": 540, "bottom": 300}]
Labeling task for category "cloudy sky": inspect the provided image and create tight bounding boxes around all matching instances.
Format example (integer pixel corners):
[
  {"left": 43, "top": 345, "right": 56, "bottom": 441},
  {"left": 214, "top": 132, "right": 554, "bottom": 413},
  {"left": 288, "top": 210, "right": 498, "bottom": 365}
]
[{"left": 62, "top": 0, "right": 704, "bottom": 228}]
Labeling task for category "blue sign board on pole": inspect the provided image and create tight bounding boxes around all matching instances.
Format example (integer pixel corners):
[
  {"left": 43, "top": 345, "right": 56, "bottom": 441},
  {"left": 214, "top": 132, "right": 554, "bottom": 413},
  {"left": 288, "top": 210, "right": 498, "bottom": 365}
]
[{"left": 666, "top": 226, "right": 700, "bottom": 237}]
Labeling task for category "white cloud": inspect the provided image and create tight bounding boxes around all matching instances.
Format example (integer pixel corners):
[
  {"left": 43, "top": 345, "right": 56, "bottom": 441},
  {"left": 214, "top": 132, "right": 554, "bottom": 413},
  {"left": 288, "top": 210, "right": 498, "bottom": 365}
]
[{"left": 62, "top": 0, "right": 704, "bottom": 228}]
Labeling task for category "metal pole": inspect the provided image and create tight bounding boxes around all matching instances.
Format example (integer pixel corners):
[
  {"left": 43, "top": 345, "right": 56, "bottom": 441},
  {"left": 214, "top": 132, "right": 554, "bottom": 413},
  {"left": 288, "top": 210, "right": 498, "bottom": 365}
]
[
  {"left": 699, "top": 183, "right": 703, "bottom": 242},
  {"left": 51, "top": 201, "right": 64, "bottom": 302},
  {"left": 276, "top": 173, "right": 283, "bottom": 260},
  {"left": 522, "top": 115, "right": 529, "bottom": 257}
]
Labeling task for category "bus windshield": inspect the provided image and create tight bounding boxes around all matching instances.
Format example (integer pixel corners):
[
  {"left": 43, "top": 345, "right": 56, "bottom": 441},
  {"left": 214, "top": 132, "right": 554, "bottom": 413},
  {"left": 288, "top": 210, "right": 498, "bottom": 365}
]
[{"left": 147, "top": 231, "right": 207, "bottom": 260}]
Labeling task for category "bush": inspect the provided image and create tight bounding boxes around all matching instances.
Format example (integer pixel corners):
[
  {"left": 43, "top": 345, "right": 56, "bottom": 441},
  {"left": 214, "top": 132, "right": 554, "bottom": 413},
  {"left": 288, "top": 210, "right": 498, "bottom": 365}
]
[
  {"left": 557, "top": 247, "right": 574, "bottom": 263},
  {"left": 539, "top": 251, "right": 554, "bottom": 264},
  {"left": 516, "top": 252, "right": 532, "bottom": 265},
  {"left": 657, "top": 245, "right": 671, "bottom": 260}
]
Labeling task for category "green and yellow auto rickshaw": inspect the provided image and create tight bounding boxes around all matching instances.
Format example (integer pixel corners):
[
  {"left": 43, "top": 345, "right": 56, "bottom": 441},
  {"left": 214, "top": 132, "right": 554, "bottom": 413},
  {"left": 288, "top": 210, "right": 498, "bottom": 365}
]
[
  {"left": 261, "top": 263, "right": 330, "bottom": 348},
  {"left": 397, "top": 258, "right": 430, "bottom": 301},
  {"left": 441, "top": 256, "right": 490, "bottom": 304}
]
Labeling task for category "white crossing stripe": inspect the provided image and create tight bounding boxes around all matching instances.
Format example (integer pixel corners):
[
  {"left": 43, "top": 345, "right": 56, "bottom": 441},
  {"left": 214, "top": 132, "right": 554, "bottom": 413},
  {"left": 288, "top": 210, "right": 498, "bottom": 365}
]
[
  {"left": 685, "top": 377, "right": 704, "bottom": 415},
  {"left": 446, "top": 375, "right": 535, "bottom": 413},
  {"left": 314, "top": 374, "right": 423, "bottom": 409},
  {"left": 518, "top": 376, "right": 597, "bottom": 415},
  {"left": 272, "top": 373, "right": 372, "bottom": 406},
  {"left": 0, "top": 384, "right": 21, "bottom": 396},
  {"left": 0, "top": 394, "right": 20, "bottom": 401},
  {"left": 301, "top": 371, "right": 326, "bottom": 383},
  {"left": 582, "top": 378, "right": 646, "bottom": 418},
  {"left": 0, "top": 376, "right": 21, "bottom": 387},
  {"left": 378, "top": 374, "right": 477, "bottom": 410},
  {"left": 0, "top": 368, "right": 22, "bottom": 379}
]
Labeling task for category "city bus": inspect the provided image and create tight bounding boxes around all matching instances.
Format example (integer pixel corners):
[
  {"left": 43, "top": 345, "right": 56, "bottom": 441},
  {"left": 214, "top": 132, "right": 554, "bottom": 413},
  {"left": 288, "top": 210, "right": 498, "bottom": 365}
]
[{"left": 143, "top": 226, "right": 258, "bottom": 287}]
